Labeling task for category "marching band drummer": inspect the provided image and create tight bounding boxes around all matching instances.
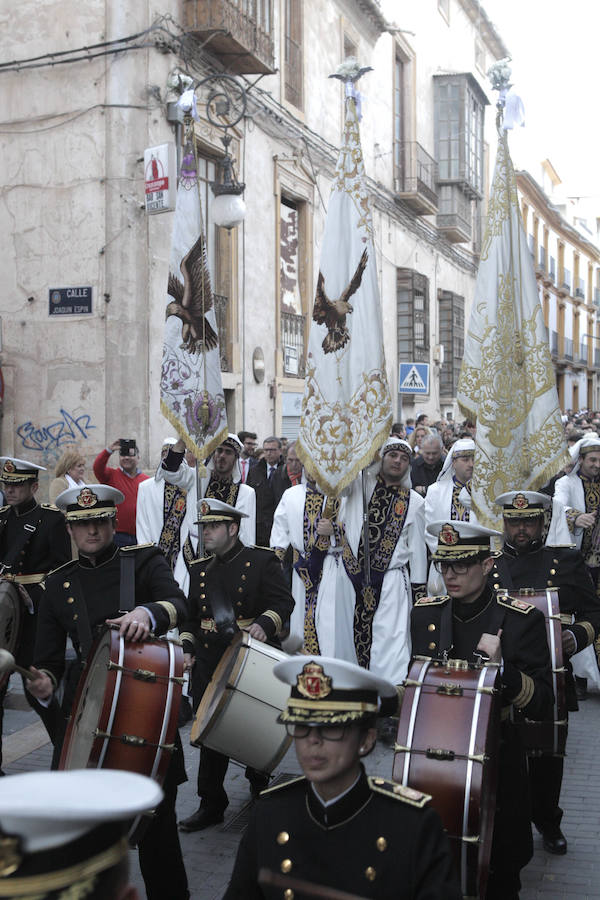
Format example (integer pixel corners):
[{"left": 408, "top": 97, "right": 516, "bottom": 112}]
[
  {"left": 223, "top": 655, "right": 461, "bottom": 899},
  {"left": 178, "top": 498, "right": 294, "bottom": 834},
  {"left": 411, "top": 521, "right": 553, "bottom": 900},
  {"left": 490, "top": 490, "right": 600, "bottom": 856},
  {"left": 25, "top": 484, "right": 190, "bottom": 900}
]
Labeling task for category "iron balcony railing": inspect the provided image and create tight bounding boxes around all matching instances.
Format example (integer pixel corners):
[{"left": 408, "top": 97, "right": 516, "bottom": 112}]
[{"left": 281, "top": 310, "right": 305, "bottom": 377}]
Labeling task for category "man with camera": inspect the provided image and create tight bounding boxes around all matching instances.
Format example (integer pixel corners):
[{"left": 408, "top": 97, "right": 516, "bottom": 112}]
[{"left": 93, "top": 438, "right": 149, "bottom": 546}]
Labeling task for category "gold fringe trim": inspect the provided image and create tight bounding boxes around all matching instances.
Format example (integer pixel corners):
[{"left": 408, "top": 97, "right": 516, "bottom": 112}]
[
  {"left": 159, "top": 398, "right": 226, "bottom": 472},
  {"left": 0, "top": 838, "right": 128, "bottom": 897},
  {"left": 283, "top": 698, "right": 378, "bottom": 713}
]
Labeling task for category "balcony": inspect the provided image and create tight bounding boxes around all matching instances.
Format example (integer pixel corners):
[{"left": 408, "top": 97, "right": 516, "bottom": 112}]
[
  {"left": 281, "top": 311, "right": 305, "bottom": 377},
  {"left": 183, "top": 0, "right": 275, "bottom": 74},
  {"left": 537, "top": 245, "right": 546, "bottom": 275},
  {"left": 394, "top": 142, "right": 438, "bottom": 215},
  {"left": 594, "top": 288, "right": 600, "bottom": 309},
  {"left": 564, "top": 337, "right": 574, "bottom": 361},
  {"left": 550, "top": 330, "right": 558, "bottom": 357},
  {"left": 436, "top": 184, "right": 472, "bottom": 243},
  {"left": 595, "top": 348, "right": 600, "bottom": 368},
  {"left": 213, "top": 293, "right": 232, "bottom": 371}
]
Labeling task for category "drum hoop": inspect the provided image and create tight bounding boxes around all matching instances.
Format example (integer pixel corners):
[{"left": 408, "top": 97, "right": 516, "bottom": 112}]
[
  {"left": 402, "top": 658, "right": 430, "bottom": 786},
  {"left": 151, "top": 639, "right": 176, "bottom": 780},
  {"left": 461, "top": 664, "right": 490, "bottom": 893},
  {"left": 544, "top": 589, "right": 561, "bottom": 755},
  {"left": 97, "top": 632, "right": 125, "bottom": 768}
]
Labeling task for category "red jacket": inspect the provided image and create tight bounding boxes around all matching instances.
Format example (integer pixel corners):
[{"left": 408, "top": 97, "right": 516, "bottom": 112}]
[{"left": 92, "top": 449, "right": 149, "bottom": 535}]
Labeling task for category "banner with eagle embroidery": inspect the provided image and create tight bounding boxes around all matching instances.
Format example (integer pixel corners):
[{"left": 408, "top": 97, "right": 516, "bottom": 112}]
[
  {"left": 297, "top": 89, "right": 392, "bottom": 496},
  {"left": 160, "top": 147, "right": 228, "bottom": 458},
  {"left": 456, "top": 126, "right": 569, "bottom": 528}
]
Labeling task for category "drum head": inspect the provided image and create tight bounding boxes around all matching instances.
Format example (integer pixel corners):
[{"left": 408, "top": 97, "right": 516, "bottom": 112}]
[
  {"left": 0, "top": 581, "right": 21, "bottom": 654},
  {"left": 62, "top": 631, "right": 112, "bottom": 769}
]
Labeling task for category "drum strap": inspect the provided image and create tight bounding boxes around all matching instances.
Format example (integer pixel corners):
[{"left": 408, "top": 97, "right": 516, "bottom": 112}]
[{"left": 119, "top": 550, "right": 136, "bottom": 613}]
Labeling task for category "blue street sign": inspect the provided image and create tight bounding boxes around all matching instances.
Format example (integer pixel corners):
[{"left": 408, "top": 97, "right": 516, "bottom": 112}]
[{"left": 398, "top": 362, "right": 429, "bottom": 395}]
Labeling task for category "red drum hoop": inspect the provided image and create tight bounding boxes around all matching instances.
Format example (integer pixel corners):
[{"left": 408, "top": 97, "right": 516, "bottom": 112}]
[
  {"left": 59, "top": 624, "right": 184, "bottom": 785},
  {"left": 0, "top": 580, "right": 22, "bottom": 689},
  {"left": 393, "top": 656, "right": 501, "bottom": 900},
  {"left": 508, "top": 588, "right": 566, "bottom": 757},
  {"left": 191, "top": 631, "right": 291, "bottom": 773}
]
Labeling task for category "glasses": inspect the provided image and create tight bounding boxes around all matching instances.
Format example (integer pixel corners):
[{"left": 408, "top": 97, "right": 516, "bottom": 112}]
[
  {"left": 285, "top": 724, "right": 348, "bottom": 741},
  {"left": 433, "top": 560, "right": 471, "bottom": 575}
]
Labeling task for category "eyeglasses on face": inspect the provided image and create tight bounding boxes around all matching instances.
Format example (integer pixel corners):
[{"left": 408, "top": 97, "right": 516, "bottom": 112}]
[
  {"left": 433, "top": 560, "right": 471, "bottom": 575},
  {"left": 285, "top": 723, "right": 348, "bottom": 741}
]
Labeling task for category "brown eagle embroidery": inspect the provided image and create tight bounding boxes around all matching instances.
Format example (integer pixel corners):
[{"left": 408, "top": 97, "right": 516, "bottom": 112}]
[
  {"left": 312, "top": 249, "right": 368, "bottom": 353},
  {"left": 166, "top": 234, "right": 218, "bottom": 354}
]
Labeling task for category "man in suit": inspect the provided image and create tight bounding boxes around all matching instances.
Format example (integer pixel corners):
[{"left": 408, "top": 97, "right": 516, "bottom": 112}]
[{"left": 247, "top": 436, "right": 284, "bottom": 547}]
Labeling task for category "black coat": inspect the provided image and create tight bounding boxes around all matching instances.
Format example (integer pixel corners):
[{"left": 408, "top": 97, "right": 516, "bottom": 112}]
[
  {"left": 224, "top": 768, "right": 461, "bottom": 900},
  {"left": 181, "top": 540, "right": 294, "bottom": 702},
  {"left": 410, "top": 455, "right": 444, "bottom": 494},
  {"left": 247, "top": 460, "right": 284, "bottom": 547}
]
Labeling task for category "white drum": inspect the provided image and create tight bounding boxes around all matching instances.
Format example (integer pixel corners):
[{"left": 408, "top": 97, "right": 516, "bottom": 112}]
[{"left": 191, "top": 631, "right": 291, "bottom": 772}]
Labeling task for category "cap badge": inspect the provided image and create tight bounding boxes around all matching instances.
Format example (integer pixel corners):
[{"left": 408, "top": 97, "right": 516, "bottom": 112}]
[
  {"left": 439, "top": 523, "right": 460, "bottom": 546},
  {"left": 512, "top": 493, "right": 529, "bottom": 509},
  {"left": 77, "top": 487, "right": 98, "bottom": 508},
  {"left": 0, "top": 835, "right": 22, "bottom": 877},
  {"left": 296, "top": 662, "right": 332, "bottom": 700},
  {"left": 200, "top": 500, "right": 210, "bottom": 516},
  {"left": 2, "top": 461, "right": 15, "bottom": 475}
]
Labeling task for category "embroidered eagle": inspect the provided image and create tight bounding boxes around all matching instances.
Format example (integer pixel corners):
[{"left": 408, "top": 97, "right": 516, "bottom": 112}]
[
  {"left": 312, "top": 248, "right": 368, "bottom": 353},
  {"left": 166, "top": 234, "right": 218, "bottom": 354}
]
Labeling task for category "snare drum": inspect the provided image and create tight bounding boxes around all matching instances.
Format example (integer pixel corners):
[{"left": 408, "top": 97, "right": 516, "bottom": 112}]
[
  {"left": 59, "top": 624, "right": 184, "bottom": 785},
  {"left": 509, "top": 589, "right": 567, "bottom": 756},
  {"left": 191, "top": 631, "right": 291, "bottom": 772},
  {"left": 393, "top": 656, "right": 501, "bottom": 900},
  {"left": 0, "top": 580, "right": 22, "bottom": 688}
]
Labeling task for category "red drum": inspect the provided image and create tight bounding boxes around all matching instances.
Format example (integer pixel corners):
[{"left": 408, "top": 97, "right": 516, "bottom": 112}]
[
  {"left": 508, "top": 588, "right": 567, "bottom": 757},
  {"left": 0, "top": 580, "right": 22, "bottom": 689},
  {"left": 393, "top": 656, "right": 501, "bottom": 900},
  {"left": 59, "top": 624, "right": 184, "bottom": 786}
]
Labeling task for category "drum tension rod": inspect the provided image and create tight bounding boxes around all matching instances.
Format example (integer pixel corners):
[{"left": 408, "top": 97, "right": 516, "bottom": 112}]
[
  {"left": 107, "top": 661, "right": 185, "bottom": 685},
  {"left": 394, "top": 745, "right": 487, "bottom": 764},
  {"left": 93, "top": 728, "right": 175, "bottom": 752}
]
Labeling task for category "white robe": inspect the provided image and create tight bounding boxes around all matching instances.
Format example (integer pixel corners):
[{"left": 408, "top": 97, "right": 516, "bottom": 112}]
[
  {"left": 343, "top": 475, "right": 426, "bottom": 684},
  {"left": 270, "top": 484, "right": 356, "bottom": 662},
  {"left": 135, "top": 476, "right": 196, "bottom": 594},
  {"left": 424, "top": 478, "right": 479, "bottom": 593},
  {"left": 159, "top": 461, "right": 256, "bottom": 548},
  {"left": 554, "top": 472, "right": 586, "bottom": 549}
]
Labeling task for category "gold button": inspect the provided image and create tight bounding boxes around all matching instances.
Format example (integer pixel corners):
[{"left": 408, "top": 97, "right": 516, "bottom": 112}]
[
  {"left": 365, "top": 867, "right": 376, "bottom": 882},
  {"left": 277, "top": 831, "right": 289, "bottom": 845},
  {"left": 238, "top": 587, "right": 243, "bottom": 593},
  {"left": 241, "top": 574, "right": 246, "bottom": 581},
  {"left": 73, "top": 613, "right": 78, "bottom": 620},
  {"left": 67, "top": 597, "right": 74, "bottom": 604},
  {"left": 428, "top": 642, "right": 436, "bottom": 650},
  {"left": 200, "top": 571, "right": 205, "bottom": 576},
  {"left": 200, "top": 582, "right": 205, "bottom": 588},
  {"left": 376, "top": 837, "right": 387, "bottom": 852},
  {"left": 284, "top": 891, "right": 294, "bottom": 900},
  {"left": 237, "top": 601, "right": 242, "bottom": 607},
  {"left": 428, "top": 624, "right": 435, "bottom": 632},
  {"left": 204, "top": 642, "right": 209, "bottom": 649},
  {"left": 63, "top": 581, "right": 70, "bottom": 588},
  {"left": 281, "top": 859, "right": 292, "bottom": 874},
  {"left": 373, "top": 777, "right": 384, "bottom": 785},
  {"left": 550, "top": 569, "right": 556, "bottom": 575},
  {"left": 494, "top": 583, "right": 500, "bottom": 589},
  {"left": 201, "top": 606, "right": 207, "bottom": 612},
  {"left": 200, "top": 593, "right": 206, "bottom": 599},
  {"left": 245, "top": 561, "right": 251, "bottom": 567},
  {"left": 553, "top": 559, "right": 558, "bottom": 564},
  {"left": 547, "top": 581, "right": 553, "bottom": 586}
]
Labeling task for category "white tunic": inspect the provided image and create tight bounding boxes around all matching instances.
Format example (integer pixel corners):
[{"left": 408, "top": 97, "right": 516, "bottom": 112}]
[
  {"left": 343, "top": 475, "right": 426, "bottom": 685},
  {"left": 554, "top": 472, "right": 586, "bottom": 549},
  {"left": 135, "top": 476, "right": 196, "bottom": 594},
  {"left": 270, "top": 484, "right": 357, "bottom": 662}
]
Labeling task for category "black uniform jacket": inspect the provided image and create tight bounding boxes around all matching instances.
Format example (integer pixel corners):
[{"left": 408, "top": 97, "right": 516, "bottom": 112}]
[
  {"left": 181, "top": 540, "right": 294, "bottom": 697},
  {"left": 411, "top": 585, "right": 553, "bottom": 721},
  {"left": 34, "top": 542, "right": 188, "bottom": 688},
  {"left": 0, "top": 498, "right": 70, "bottom": 578},
  {"left": 224, "top": 767, "right": 461, "bottom": 900}
]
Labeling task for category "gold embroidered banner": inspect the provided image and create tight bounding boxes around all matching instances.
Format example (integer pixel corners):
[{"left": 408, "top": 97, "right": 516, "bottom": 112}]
[
  {"left": 457, "top": 129, "right": 569, "bottom": 528},
  {"left": 297, "top": 93, "right": 392, "bottom": 496},
  {"left": 160, "top": 137, "right": 228, "bottom": 459}
]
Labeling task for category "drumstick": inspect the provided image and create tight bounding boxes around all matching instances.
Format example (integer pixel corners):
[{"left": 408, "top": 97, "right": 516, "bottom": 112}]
[{"left": 0, "top": 649, "right": 35, "bottom": 681}]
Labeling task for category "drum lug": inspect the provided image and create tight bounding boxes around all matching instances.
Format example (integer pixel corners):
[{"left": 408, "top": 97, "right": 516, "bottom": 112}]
[
  {"left": 426, "top": 747, "right": 456, "bottom": 761},
  {"left": 121, "top": 734, "right": 148, "bottom": 747},
  {"left": 436, "top": 682, "right": 463, "bottom": 696},
  {"left": 133, "top": 669, "right": 157, "bottom": 682},
  {"left": 460, "top": 835, "right": 481, "bottom": 844}
]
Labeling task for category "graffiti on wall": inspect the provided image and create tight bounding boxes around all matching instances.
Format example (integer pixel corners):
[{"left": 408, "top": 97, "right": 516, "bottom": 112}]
[{"left": 16, "top": 409, "right": 96, "bottom": 460}]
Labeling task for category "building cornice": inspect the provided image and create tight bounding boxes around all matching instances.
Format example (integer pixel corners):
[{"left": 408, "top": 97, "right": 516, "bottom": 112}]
[{"left": 456, "top": 0, "right": 510, "bottom": 59}]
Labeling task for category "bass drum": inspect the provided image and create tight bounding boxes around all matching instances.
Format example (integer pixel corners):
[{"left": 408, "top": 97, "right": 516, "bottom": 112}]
[
  {"left": 59, "top": 624, "right": 183, "bottom": 786},
  {"left": 0, "top": 580, "right": 22, "bottom": 689},
  {"left": 191, "top": 631, "right": 291, "bottom": 773},
  {"left": 393, "top": 656, "right": 501, "bottom": 900}
]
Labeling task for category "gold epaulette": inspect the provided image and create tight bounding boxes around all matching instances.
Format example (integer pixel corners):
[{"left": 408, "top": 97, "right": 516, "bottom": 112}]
[
  {"left": 259, "top": 775, "right": 305, "bottom": 797},
  {"left": 368, "top": 777, "right": 431, "bottom": 808},
  {"left": 189, "top": 555, "right": 212, "bottom": 566},
  {"left": 120, "top": 543, "right": 156, "bottom": 552},
  {"left": 41, "top": 503, "right": 60, "bottom": 511},
  {"left": 414, "top": 595, "right": 449, "bottom": 607},
  {"left": 497, "top": 594, "right": 535, "bottom": 614}
]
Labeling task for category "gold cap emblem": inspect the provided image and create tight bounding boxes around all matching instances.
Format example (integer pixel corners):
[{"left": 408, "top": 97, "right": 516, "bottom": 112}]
[
  {"left": 77, "top": 488, "right": 98, "bottom": 508},
  {"left": 296, "top": 662, "right": 332, "bottom": 700},
  {"left": 512, "top": 493, "right": 529, "bottom": 509},
  {"left": 439, "top": 523, "right": 459, "bottom": 546},
  {"left": 200, "top": 500, "right": 210, "bottom": 516},
  {"left": 2, "top": 461, "right": 15, "bottom": 475}
]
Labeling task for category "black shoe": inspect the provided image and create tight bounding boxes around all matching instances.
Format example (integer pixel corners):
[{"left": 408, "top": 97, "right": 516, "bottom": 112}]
[
  {"left": 575, "top": 676, "right": 588, "bottom": 701},
  {"left": 541, "top": 826, "right": 567, "bottom": 855},
  {"left": 178, "top": 807, "right": 224, "bottom": 832},
  {"left": 178, "top": 696, "right": 193, "bottom": 727}
]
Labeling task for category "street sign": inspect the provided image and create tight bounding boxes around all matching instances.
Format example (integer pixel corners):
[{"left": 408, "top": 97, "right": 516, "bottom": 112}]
[
  {"left": 399, "top": 362, "right": 429, "bottom": 395},
  {"left": 49, "top": 287, "right": 92, "bottom": 316}
]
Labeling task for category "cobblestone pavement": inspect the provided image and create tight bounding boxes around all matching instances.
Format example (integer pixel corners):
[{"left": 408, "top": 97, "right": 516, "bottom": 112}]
[{"left": 4, "top": 675, "right": 600, "bottom": 899}]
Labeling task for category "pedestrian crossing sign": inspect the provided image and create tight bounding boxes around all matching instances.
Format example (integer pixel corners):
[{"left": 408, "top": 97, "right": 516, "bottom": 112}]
[{"left": 398, "top": 363, "right": 429, "bottom": 395}]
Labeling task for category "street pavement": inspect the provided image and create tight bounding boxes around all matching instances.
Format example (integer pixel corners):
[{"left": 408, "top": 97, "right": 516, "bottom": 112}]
[{"left": 4, "top": 674, "right": 600, "bottom": 899}]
